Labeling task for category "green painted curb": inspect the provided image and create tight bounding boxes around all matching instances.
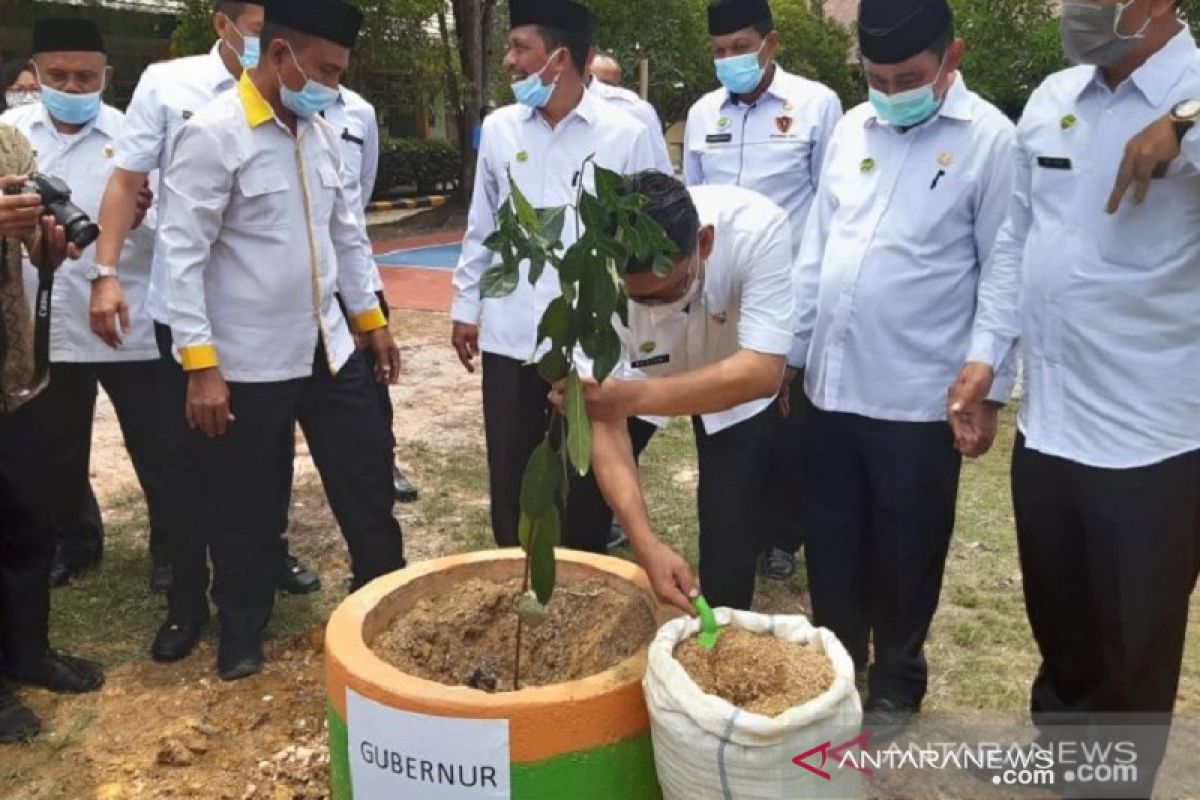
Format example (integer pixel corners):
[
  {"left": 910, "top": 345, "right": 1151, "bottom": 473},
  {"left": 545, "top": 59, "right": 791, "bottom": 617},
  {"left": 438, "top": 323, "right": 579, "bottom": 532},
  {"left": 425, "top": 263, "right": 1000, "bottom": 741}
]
[{"left": 327, "top": 704, "right": 661, "bottom": 799}]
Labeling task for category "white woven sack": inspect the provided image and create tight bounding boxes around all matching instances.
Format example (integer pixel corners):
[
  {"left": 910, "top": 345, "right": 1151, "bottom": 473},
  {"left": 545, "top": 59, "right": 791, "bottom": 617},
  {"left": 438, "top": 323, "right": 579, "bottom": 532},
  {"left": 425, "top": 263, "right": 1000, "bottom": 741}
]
[{"left": 644, "top": 609, "right": 863, "bottom": 800}]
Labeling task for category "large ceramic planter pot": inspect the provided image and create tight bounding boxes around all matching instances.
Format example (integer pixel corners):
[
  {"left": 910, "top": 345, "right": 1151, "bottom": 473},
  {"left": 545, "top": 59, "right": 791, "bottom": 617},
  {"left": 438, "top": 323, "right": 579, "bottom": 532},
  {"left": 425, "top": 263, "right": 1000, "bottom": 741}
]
[{"left": 325, "top": 548, "right": 667, "bottom": 799}]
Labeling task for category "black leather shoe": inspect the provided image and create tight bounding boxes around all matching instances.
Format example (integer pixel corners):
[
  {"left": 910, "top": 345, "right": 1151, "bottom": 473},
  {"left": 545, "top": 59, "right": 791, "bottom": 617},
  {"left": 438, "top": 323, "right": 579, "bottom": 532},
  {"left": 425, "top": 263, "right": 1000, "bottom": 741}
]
[
  {"left": 863, "top": 696, "right": 919, "bottom": 743},
  {"left": 392, "top": 465, "right": 419, "bottom": 503},
  {"left": 48, "top": 543, "right": 102, "bottom": 588},
  {"left": 606, "top": 521, "right": 629, "bottom": 551},
  {"left": 0, "top": 682, "right": 40, "bottom": 742},
  {"left": 4, "top": 650, "right": 104, "bottom": 693},
  {"left": 217, "top": 637, "right": 263, "bottom": 682},
  {"left": 148, "top": 562, "right": 173, "bottom": 594},
  {"left": 762, "top": 547, "right": 797, "bottom": 581},
  {"left": 278, "top": 554, "right": 321, "bottom": 595},
  {"left": 151, "top": 615, "right": 208, "bottom": 663}
]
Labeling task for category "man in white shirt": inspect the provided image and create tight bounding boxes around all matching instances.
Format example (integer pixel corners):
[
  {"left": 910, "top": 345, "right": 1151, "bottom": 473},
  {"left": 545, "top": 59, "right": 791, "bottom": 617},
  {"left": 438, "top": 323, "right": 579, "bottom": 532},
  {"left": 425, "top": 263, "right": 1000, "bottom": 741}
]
[
  {"left": 88, "top": 0, "right": 289, "bottom": 664},
  {"left": 952, "top": 1, "right": 1199, "bottom": 790},
  {"left": 0, "top": 22, "right": 167, "bottom": 592},
  {"left": 451, "top": 0, "right": 657, "bottom": 554},
  {"left": 558, "top": 172, "right": 795, "bottom": 614},
  {"left": 795, "top": 0, "right": 1016, "bottom": 739},
  {"left": 684, "top": 0, "right": 843, "bottom": 582},
  {"left": 587, "top": 53, "right": 673, "bottom": 174},
  {"left": 157, "top": 0, "right": 403, "bottom": 681}
]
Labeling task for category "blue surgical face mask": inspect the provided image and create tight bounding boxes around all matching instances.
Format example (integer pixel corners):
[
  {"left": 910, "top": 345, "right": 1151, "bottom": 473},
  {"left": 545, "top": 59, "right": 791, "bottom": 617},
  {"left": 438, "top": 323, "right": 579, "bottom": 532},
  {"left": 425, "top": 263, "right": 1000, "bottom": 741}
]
[
  {"left": 280, "top": 42, "right": 339, "bottom": 118},
  {"left": 222, "top": 14, "right": 260, "bottom": 70},
  {"left": 868, "top": 60, "right": 946, "bottom": 128},
  {"left": 714, "top": 43, "right": 766, "bottom": 95},
  {"left": 36, "top": 66, "right": 103, "bottom": 126},
  {"left": 511, "top": 48, "right": 563, "bottom": 109}
]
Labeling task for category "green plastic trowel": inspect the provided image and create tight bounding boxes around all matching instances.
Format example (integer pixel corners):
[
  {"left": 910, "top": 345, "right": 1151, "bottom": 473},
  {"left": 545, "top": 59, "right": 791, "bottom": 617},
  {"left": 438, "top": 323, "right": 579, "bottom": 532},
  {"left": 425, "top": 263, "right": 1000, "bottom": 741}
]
[{"left": 692, "top": 595, "right": 722, "bottom": 650}]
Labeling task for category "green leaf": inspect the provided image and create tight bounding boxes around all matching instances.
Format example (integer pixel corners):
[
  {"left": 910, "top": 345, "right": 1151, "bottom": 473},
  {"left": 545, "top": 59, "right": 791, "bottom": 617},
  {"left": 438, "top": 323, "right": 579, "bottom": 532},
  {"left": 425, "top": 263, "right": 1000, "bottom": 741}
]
[
  {"left": 536, "top": 350, "right": 569, "bottom": 384},
  {"left": 652, "top": 252, "right": 675, "bottom": 278},
  {"left": 508, "top": 168, "right": 540, "bottom": 231},
  {"left": 529, "top": 511, "right": 559, "bottom": 605},
  {"left": 616, "top": 290, "right": 630, "bottom": 328},
  {"left": 593, "top": 163, "right": 625, "bottom": 202},
  {"left": 579, "top": 190, "right": 612, "bottom": 236},
  {"left": 536, "top": 296, "right": 574, "bottom": 349},
  {"left": 528, "top": 251, "right": 547, "bottom": 286},
  {"left": 591, "top": 326, "right": 622, "bottom": 385},
  {"left": 519, "top": 441, "right": 560, "bottom": 519},
  {"left": 536, "top": 206, "right": 567, "bottom": 247},
  {"left": 480, "top": 262, "right": 519, "bottom": 298},
  {"left": 564, "top": 371, "right": 592, "bottom": 476},
  {"left": 559, "top": 242, "right": 593, "bottom": 283}
]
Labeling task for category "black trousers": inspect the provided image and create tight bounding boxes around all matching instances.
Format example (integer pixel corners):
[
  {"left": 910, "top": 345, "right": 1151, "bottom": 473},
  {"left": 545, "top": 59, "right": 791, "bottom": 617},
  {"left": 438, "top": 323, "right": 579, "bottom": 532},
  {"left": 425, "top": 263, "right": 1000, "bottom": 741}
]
[
  {"left": 155, "top": 324, "right": 212, "bottom": 623},
  {"left": 276, "top": 292, "right": 397, "bottom": 551},
  {"left": 1013, "top": 434, "right": 1198, "bottom": 715},
  {"left": 763, "top": 378, "right": 807, "bottom": 554},
  {"left": 0, "top": 419, "right": 54, "bottom": 669},
  {"left": 801, "top": 397, "right": 962, "bottom": 707},
  {"left": 11, "top": 361, "right": 170, "bottom": 566},
  {"left": 482, "top": 352, "right": 641, "bottom": 554},
  {"left": 170, "top": 343, "right": 404, "bottom": 643}
]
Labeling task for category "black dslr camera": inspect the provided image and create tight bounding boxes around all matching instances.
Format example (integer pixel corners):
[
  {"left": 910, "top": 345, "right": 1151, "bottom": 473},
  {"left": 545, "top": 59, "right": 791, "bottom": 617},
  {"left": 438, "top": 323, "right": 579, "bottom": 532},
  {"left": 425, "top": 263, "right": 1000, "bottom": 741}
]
[{"left": 3, "top": 173, "right": 100, "bottom": 250}]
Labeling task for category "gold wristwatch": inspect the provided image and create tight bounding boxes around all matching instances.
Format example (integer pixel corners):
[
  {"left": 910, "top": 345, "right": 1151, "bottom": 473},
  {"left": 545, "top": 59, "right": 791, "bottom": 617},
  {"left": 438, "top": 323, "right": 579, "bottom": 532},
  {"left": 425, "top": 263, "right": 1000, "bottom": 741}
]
[{"left": 1170, "top": 99, "right": 1200, "bottom": 144}]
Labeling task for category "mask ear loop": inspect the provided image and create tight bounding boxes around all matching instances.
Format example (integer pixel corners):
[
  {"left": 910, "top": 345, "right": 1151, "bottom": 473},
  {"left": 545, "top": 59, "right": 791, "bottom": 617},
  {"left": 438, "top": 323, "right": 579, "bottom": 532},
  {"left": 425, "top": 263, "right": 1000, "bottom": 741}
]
[
  {"left": 1114, "top": 0, "right": 1152, "bottom": 41},
  {"left": 538, "top": 47, "right": 566, "bottom": 87}
]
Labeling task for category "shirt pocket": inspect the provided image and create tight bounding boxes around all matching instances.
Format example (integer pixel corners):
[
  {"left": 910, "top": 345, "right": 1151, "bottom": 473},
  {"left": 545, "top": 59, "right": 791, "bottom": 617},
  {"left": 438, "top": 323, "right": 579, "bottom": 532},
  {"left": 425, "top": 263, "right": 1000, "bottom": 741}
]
[
  {"left": 896, "top": 169, "right": 972, "bottom": 244},
  {"left": 743, "top": 137, "right": 812, "bottom": 188},
  {"left": 309, "top": 164, "right": 343, "bottom": 227},
  {"left": 1096, "top": 173, "right": 1200, "bottom": 267},
  {"left": 233, "top": 169, "right": 292, "bottom": 229}
]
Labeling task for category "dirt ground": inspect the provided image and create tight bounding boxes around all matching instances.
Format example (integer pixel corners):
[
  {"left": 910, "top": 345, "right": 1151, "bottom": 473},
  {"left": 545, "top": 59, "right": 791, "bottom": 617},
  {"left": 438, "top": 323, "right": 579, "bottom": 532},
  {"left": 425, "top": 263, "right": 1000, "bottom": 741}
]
[
  {"left": 4, "top": 310, "right": 482, "bottom": 800},
  {"left": 372, "top": 576, "right": 657, "bottom": 691}
]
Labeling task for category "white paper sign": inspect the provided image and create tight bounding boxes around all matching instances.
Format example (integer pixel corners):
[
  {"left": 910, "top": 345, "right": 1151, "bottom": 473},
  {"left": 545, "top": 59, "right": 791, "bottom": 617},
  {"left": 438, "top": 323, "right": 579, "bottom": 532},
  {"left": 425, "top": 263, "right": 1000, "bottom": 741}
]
[{"left": 347, "top": 688, "right": 511, "bottom": 799}]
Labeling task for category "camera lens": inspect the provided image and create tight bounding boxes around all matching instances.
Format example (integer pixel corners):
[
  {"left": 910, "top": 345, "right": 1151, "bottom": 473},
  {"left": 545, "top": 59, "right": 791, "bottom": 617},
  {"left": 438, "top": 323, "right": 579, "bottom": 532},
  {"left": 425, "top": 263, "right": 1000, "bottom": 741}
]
[{"left": 64, "top": 216, "right": 100, "bottom": 250}]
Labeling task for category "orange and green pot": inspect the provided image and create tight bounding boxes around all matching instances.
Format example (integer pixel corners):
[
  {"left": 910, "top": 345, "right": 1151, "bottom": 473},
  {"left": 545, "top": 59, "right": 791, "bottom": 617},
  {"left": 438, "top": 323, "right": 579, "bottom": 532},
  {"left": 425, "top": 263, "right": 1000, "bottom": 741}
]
[{"left": 325, "top": 549, "right": 666, "bottom": 799}]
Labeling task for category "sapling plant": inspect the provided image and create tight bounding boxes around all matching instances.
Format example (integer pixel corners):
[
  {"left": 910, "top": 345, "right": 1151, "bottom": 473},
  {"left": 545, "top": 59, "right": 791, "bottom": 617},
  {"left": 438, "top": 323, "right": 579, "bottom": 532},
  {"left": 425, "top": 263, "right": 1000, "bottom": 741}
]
[{"left": 481, "top": 158, "right": 676, "bottom": 689}]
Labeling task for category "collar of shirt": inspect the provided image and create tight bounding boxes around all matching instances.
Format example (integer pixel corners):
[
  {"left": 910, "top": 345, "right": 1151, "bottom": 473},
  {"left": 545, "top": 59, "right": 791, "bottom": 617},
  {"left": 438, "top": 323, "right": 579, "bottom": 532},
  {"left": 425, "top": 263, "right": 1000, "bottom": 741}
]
[
  {"left": 206, "top": 40, "right": 240, "bottom": 93},
  {"left": 24, "top": 100, "right": 120, "bottom": 141},
  {"left": 864, "top": 71, "right": 975, "bottom": 131},
  {"left": 1076, "top": 26, "right": 1197, "bottom": 107},
  {"left": 520, "top": 85, "right": 599, "bottom": 128},
  {"left": 238, "top": 71, "right": 317, "bottom": 138},
  {"left": 720, "top": 63, "right": 793, "bottom": 109}
]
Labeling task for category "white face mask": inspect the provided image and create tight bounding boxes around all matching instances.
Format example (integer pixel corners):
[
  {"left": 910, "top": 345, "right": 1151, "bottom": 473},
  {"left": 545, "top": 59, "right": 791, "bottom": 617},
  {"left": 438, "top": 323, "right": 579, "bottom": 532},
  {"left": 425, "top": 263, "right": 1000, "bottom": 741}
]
[
  {"left": 644, "top": 254, "right": 703, "bottom": 326},
  {"left": 5, "top": 89, "right": 38, "bottom": 109},
  {"left": 1060, "top": 0, "right": 1151, "bottom": 66}
]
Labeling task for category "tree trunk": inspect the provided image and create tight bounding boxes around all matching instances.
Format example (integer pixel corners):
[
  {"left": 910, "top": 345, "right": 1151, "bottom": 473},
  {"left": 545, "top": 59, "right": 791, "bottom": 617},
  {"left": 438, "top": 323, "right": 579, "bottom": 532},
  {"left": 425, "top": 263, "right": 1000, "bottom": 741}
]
[{"left": 447, "top": 0, "right": 498, "bottom": 208}]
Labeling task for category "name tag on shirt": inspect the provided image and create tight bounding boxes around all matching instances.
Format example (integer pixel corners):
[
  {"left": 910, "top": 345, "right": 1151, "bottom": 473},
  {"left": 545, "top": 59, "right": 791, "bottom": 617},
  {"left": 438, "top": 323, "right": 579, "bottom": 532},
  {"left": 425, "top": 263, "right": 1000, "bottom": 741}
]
[
  {"left": 705, "top": 133, "right": 733, "bottom": 144},
  {"left": 1036, "top": 156, "right": 1073, "bottom": 171},
  {"left": 341, "top": 129, "right": 364, "bottom": 146},
  {"left": 632, "top": 354, "right": 671, "bottom": 369}
]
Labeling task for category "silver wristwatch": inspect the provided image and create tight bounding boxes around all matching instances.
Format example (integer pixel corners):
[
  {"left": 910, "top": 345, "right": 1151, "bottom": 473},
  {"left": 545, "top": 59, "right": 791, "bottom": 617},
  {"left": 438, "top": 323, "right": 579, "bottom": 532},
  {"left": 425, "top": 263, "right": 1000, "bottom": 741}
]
[{"left": 85, "top": 264, "right": 119, "bottom": 282}]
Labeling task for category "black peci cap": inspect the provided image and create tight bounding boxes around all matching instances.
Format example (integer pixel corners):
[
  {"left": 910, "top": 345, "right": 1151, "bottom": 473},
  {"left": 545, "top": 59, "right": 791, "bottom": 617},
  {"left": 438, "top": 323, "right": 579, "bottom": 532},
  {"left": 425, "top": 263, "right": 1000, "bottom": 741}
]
[
  {"left": 32, "top": 18, "right": 106, "bottom": 55},
  {"left": 707, "top": 0, "right": 773, "bottom": 36},
  {"left": 265, "top": 0, "right": 364, "bottom": 49},
  {"left": 858, "top": 0, "right": 953, "bottom": 65},
  {"left": 509, "top": 0, "right": 597, "bottom": 39}
]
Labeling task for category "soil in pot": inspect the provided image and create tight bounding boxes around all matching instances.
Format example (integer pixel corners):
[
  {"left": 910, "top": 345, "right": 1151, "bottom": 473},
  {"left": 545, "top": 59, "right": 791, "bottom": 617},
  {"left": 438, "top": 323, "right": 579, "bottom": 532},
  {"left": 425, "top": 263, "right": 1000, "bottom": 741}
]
[
  {"left": 674, "top": 628, "right": 835, "bottom": 717},
  {"left": 371, "top": 576, "right": 657, "bottom": 691}
]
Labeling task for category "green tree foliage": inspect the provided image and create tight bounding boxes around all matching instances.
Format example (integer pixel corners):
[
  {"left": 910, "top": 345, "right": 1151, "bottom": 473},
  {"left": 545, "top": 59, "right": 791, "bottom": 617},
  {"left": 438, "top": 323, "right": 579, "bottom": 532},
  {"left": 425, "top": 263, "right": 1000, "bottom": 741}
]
[
  {"left": 345, "top": 0, "right": 447, "bottom": 121},
  {"left": 171, "top": 0, "right": 217, "bottom": 57},
  {"left": 774, "top": 0, "right": 863, "bottom": 110},
  {"left": 951, "top": 0, "right": 1065, "bottom": 120}
]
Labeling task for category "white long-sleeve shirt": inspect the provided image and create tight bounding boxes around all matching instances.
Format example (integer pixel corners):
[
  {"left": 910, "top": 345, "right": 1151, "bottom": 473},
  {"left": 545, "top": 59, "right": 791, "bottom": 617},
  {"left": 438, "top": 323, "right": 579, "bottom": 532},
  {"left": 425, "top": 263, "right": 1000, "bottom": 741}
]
[
  {"left": 683, "top": 65, "right": 842, "bottom": 257},
  {"left": 970, "top": 29, "right": 1200, "bottom": 469},
  {"left": 322, "top": 86, "right": 383, "bottom": 292},
  {"left": 795, "top": 75, "right": 1017, "bottom": 423},
  {"left": 111, "top": 42, "right": 238, "bottom": 324},
  {"left": 1, "top": 102, "right": 158, "bottom": 362},
  {"left": 588, "top": 79, "right": 673, "bottom": 174},
  {"left": 158, "top": 74, "right": 385, "bottom": 383},
  {"left": 451, "top": 90, "right": 657, "bottom": 362}
]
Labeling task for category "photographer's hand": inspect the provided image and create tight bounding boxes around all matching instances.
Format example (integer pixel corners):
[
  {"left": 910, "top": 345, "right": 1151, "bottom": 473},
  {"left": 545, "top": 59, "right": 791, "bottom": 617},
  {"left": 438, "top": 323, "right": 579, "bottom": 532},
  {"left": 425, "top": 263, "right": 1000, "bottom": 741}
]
[
  {"left": 30, "top": 214, "right": 81, "bottom": 271},
  {"left": 0, "top": 175, "right": 42, "bottom": 240}
]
